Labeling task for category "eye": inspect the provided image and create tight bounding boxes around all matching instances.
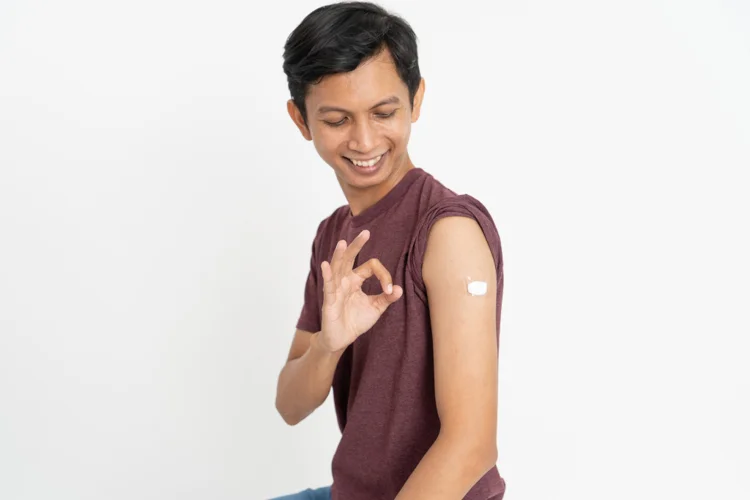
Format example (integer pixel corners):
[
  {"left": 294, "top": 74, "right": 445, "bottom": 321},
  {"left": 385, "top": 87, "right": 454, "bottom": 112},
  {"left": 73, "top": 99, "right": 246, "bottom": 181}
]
[
  {"left": 324, "top": 118, "right": 347, "bottom": 127},
  {"left": 376, "top": 111, "right": 396, "bottom": 119}
]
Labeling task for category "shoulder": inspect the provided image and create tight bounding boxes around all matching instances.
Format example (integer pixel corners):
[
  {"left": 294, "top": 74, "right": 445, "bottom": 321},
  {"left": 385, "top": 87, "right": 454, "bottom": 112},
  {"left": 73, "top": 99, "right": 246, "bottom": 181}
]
[
  {"left": 412, "top": 169, "right": 459, "bottom": 211},
  {"left": 413, "top": 171, "right": 496, "bottom": 226},
  {"left": 417, "top": 192, "right": 501, "bottom": 259},
  {"left": 421, "top": 194, "right": 502, "bottom": 271},
  {"left": 407, "top": 189, "right": 503, "bottom": 300},
  {"left": 422, "top": 214, "right": 497, "bottom": 291}
]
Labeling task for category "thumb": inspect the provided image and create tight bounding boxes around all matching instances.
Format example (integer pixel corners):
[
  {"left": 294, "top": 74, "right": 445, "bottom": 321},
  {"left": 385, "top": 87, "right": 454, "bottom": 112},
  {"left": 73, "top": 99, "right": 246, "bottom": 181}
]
[{"left": 372, "top": 285, "right": 403, "bottom": 311}]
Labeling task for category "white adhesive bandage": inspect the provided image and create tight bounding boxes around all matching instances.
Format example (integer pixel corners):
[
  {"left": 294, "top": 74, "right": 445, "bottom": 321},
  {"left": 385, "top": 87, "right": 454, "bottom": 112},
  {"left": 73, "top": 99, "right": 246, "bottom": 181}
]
[{"left": 465, "top": 277, "right": 488, "bottom": 296}]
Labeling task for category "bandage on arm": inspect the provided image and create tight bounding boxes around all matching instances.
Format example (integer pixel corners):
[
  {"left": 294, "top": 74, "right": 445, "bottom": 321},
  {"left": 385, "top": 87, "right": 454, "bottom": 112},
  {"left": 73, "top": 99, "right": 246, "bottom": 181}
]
[{"left": 465, "top": 277, "right": 488, "bottom": 296}]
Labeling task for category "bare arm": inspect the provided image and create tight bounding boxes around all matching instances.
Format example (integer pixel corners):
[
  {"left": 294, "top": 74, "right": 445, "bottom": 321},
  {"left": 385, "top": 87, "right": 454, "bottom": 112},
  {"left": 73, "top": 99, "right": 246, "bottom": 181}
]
[
  {"left": 276, "top": 229, "right": 402, "bottom": 426},
  {"left": 275, "top": 329, "right": 344, "bottom": 426},
  {"left": 396, "top": 216, "right": 499, "bottom": 499}
]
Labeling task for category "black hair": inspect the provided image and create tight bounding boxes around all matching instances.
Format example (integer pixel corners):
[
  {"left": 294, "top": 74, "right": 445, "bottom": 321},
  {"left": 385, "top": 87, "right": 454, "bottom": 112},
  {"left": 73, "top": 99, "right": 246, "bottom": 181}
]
[{"left": 282, "top": 1, "right": 421, "bottom": 127}]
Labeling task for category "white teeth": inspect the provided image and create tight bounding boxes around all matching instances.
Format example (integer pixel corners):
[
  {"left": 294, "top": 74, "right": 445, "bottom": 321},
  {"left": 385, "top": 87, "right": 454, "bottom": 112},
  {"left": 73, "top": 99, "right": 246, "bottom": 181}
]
[{"left": 350, "top": 153, "right": 383, "bottom": 167}]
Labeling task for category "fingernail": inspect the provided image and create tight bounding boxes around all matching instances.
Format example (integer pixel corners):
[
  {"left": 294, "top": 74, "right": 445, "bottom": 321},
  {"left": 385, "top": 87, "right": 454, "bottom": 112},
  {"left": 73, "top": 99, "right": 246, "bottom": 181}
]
[{"left": 387, "top": 284, "right": 393, "bottom": 294}]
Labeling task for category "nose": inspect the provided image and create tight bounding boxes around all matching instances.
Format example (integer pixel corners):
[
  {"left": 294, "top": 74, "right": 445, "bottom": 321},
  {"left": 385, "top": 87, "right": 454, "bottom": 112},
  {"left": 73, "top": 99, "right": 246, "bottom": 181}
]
[{"left": 347, "top": 119, "right": 376, "bottom": 153}]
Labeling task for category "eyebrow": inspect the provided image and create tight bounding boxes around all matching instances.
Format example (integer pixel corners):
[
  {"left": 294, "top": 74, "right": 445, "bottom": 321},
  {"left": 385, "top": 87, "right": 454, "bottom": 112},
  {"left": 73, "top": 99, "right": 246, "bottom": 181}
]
[{"left": 316, "top": 95, "right": 401, "bottom": 115}]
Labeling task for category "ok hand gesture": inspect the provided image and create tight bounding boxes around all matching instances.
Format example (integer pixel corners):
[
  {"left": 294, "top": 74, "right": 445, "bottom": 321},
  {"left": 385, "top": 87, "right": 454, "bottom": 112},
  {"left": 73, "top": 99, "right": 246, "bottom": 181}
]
[{"left": 317, "top": 230, "right": 403, "bottom": 353}]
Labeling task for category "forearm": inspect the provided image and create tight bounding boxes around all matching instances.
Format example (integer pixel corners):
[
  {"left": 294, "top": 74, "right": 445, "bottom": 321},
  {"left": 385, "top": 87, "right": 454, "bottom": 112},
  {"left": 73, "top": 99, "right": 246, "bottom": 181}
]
[
  {"left": 395, "top": 433, "right": 497, "bottom": 499},
  {"left": 275, "top": 332, "right": 344, "bottom": 425}
]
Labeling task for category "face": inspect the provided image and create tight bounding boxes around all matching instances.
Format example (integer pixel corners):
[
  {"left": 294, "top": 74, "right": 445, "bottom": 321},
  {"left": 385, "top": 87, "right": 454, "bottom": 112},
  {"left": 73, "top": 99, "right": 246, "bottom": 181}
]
[{"left": 287, "top": 47, "right": 425, "bottom": 195}]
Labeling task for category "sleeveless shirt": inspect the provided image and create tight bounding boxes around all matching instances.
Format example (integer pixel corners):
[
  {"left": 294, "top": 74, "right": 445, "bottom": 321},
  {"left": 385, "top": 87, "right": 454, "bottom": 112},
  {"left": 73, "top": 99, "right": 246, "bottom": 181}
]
[{"left": 296, "top": 167, "right": 506, "bottom": 499}]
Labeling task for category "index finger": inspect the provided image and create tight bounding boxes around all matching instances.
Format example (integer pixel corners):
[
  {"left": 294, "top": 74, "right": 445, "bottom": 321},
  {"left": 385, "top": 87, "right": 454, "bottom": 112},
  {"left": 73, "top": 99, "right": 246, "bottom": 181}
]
[
  {"left": 340, "top": 229, "right": 370, "bottom": 273},
  {"left": 353, "top": 257, "right": 393, "bottom": 295}
]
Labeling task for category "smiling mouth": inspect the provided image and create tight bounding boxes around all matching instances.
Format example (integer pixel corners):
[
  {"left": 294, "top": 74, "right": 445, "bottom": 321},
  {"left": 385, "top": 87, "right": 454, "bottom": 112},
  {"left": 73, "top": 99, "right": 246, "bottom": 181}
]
[
  {"left": 343, "top": 150, "right": 389, "bottom": 170},
  {"left": 345, "top": 153, "right": 384, "bottom": 167}
]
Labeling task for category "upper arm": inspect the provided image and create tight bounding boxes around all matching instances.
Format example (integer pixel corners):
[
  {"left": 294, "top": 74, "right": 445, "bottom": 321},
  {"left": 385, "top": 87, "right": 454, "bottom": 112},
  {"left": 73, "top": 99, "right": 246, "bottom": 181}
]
[{"left": 422, "top": 216, "right": 498, "bottom": 450}]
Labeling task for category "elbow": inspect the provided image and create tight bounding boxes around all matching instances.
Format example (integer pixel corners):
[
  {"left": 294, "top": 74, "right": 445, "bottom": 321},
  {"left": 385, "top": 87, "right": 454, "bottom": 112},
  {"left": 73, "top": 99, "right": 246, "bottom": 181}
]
[
  {"left": 482, "top": 443, "right": 499, "bottom": 471},
  {"left": 276, "top": 407, "right": 297, "bottom": 426},
  {"left": 275, "top": 396, "right": 303, "bottom": 426},
  {"left": 275, "top": 371, "right": 302, "bottom": 426},
  {"left": 471, "top": 442, "right": 498, "bottom": 476},
  {"left": 440, "top": 430, "right": 498, "bottom": 474},
  {"left": 464, "top": 437, "right": 497, "bottom": 473},
  {"left": 281, "top": 413, "right": 302, "bottom": 426}
]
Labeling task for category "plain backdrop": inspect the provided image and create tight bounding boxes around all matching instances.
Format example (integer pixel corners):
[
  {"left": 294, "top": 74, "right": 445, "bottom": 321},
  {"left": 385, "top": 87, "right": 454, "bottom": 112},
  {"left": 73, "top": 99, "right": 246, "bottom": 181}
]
[{"left": 1, "top": 0, "right": 748, "bottom": 499}]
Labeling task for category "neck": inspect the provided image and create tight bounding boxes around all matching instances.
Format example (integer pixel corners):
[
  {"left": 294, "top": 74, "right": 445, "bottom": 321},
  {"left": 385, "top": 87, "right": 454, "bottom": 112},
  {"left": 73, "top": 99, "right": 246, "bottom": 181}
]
[{"left": 342, "top": 153, "right": 416, "bottom": 217}]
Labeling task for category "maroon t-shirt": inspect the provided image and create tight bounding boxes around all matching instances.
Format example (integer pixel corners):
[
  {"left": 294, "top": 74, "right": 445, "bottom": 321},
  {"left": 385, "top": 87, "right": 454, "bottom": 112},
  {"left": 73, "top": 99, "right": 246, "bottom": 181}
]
[{"left": 296, "top": 167, "right": 506, "bottom": 499}]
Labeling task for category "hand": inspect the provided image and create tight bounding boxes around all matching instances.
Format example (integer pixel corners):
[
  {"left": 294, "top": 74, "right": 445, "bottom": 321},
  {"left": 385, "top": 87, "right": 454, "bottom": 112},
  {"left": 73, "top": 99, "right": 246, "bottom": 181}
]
[{"left": 317, "top": 230, "right": 403, "bottom": 353}]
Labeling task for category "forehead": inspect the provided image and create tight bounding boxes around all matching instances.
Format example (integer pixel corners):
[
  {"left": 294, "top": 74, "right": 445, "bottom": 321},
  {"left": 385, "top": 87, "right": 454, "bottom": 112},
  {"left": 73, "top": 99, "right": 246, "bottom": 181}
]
[{"left": 308, "top": 48, "right": 408, "bottom": 113}]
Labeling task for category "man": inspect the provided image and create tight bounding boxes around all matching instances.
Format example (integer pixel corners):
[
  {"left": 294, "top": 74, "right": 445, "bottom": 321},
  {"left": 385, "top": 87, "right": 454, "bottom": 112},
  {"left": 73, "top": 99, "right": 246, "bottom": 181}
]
[{"left": 273, "top": 2, "right": 506, "bottom": 499}]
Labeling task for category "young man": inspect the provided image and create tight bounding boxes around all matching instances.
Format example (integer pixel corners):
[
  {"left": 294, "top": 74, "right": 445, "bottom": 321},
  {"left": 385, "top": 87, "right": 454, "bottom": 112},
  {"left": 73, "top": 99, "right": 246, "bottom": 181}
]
[{"left": 274, "top": 2, "right": 506, "bottom": 499}]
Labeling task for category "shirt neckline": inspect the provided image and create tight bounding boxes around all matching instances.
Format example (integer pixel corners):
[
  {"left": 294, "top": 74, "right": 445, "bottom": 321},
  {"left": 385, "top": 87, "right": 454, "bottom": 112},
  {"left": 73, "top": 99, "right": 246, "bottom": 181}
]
[{"left": 347, "top": 167, "right": 425, "bottom": 228}]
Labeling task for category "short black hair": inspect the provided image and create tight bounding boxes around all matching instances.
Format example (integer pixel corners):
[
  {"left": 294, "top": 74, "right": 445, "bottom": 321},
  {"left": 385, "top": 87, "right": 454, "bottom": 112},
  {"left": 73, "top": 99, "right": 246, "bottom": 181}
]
[{"left": 282, "top": 1, "right": 421, "bottom": 127}]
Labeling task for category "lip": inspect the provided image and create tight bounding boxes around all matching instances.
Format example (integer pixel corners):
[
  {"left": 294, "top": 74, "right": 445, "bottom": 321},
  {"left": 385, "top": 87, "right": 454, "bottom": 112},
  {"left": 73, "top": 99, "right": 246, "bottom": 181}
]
[{"left": 344, "top": 150, "right": 388, "bottom": 175}]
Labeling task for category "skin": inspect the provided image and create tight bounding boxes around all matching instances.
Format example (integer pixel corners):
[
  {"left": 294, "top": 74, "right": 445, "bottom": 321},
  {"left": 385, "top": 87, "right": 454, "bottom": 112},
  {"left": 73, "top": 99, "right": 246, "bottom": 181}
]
[
  {"left": 287, "top": 46, "right": 425, "bottom": 216},
  {"left": 281, "top": 45, "right": 499, "bottom": 497},
  {"left": 395, "top": 216, "right": 499, "bottom": 498}
]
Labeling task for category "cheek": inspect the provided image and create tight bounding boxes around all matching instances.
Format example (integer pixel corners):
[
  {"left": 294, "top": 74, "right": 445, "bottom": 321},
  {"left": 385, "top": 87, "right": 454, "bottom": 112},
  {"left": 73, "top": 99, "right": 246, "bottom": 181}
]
[
  {"left": 312, "top": 118, "right": 410, "bottom": 154},
  {"left": 386, "top": 118, "right": 411, "bottom": 146},
  {"left": 311, "top": 130, "right": 341, "bottom": 156}
]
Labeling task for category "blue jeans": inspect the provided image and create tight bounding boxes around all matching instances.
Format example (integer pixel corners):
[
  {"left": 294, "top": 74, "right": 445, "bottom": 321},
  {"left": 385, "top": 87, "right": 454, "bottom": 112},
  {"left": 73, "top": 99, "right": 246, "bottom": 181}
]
[{"left": 269, "top": 486, "right": 331, "bottom": 500}]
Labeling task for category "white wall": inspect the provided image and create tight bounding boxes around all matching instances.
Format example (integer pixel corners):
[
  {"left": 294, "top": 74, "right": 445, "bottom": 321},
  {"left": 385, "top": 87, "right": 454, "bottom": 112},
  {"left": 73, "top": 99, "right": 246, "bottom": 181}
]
[{"left": 1, "top": 0, "right": 748, "bottom": 498}]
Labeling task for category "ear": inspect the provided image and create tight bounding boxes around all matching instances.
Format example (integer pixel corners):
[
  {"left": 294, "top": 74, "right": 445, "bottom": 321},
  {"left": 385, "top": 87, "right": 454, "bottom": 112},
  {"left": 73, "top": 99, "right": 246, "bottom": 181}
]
[
  {"left": 410, "top": 78, "right": 426, "bottom": 123},
  {"left": 287, "top": 99, "right": 312, "bottom": 141}
]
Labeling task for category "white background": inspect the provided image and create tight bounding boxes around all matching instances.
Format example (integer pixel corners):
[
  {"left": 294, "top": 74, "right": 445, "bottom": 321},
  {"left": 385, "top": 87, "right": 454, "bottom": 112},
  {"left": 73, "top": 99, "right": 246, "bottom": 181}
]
[{"left": 1, "top": 0, "right": 748, "bottom": 498}]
